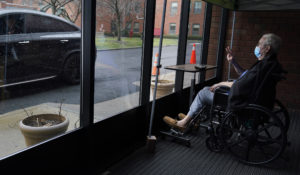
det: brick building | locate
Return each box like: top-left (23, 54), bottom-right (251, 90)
top-left (154, 0), bottom-right (205, 36)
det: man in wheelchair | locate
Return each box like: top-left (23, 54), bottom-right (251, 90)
top-left (163, 33), bottom-right (284, 132)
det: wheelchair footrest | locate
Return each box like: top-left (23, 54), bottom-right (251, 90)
top-left (160, 130), bottom-right (191, 147)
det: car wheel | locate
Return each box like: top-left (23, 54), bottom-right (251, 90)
top-left (63, 54), bottom-right (80, 84)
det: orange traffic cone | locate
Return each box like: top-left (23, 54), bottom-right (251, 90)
top-left (190, 43), bottom-right (196, 64)
top-left (152, 53), bottom-right (160, 76)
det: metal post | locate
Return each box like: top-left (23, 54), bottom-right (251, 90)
top-left (227, 11), bottom-right (236, 80)
top-left (148, 0), bottom-right (167, 137)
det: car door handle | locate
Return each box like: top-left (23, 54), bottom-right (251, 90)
top-left (18, 41), bottom-right (30, 44)
top-left (60, 40), bottom-right (69, 43)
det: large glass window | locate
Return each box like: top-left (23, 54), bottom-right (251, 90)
top-left (170, 2), bottom-right (178, 16)
top-left (151, 0), bottom-right (180, 100)
top-left (94, 0), bottom-right (145, 122)
top-left (0, 0), bottom-right (81, 159)
top-left (194, 1), bottom-right (202, 14)
top-left (184, 1), bottom-right (206, 88)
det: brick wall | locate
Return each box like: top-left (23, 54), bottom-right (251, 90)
top-left (221, 11), bottom-right (300, 109)
top-left (206, 5), bottom-right (222, 79)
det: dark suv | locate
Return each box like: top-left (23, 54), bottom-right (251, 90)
top-left (0, 9), bottom-right (81, 87)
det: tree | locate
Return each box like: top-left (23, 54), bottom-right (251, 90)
top-left (40, 0), bottom-right (81, 23)
top-left (97, 0), bottom-right (143, 41)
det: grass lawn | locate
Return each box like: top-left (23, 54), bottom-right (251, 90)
top-left (95, 36), bottom-right (178, 50)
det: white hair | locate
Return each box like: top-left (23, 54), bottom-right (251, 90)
top-left (262, 33), bottom-right (282, 54)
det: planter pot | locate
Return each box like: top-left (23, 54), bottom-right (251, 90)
top-left (19, 114), bottom-right (69, 146)
top-left (151, 79), bottom-right (174, 99)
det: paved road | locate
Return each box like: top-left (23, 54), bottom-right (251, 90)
top-left (0, 42), bottom-right (201, 114)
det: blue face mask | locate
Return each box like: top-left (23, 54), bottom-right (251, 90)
top-left (254, 46), bottom-right (261, 59)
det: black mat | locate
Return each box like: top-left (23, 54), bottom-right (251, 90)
top-left (106, 109), bottom-right (300, 175)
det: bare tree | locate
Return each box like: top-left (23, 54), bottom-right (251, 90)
top-left (97, 0), bottom-right (143, 41)
top-left (40, 0), bottom-right (81, 23)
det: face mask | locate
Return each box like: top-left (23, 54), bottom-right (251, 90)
top-left (254, 46), bottom-right (261, 59)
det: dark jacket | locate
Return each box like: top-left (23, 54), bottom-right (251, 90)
top-left (228, 54), bottom-right (283, 111)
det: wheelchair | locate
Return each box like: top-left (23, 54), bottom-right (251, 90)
top-left (161, 85), bottom-right (290, 165)
top-left (206, 86), bottom-right (290, 165)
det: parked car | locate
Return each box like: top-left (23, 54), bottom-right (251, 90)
top-left (0, 9), bottom-right (81, 87)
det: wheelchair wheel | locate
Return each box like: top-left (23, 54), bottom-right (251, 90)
top-left (206, 135), bottom-right (224, 152)
top-left (220, 105), bottom-right (287, 165)
top-left (273, 99), bottom-right (290, 133)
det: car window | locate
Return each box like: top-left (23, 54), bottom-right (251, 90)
top-left (27, 14), bottom-right (78, 33)
top-left (0, 14), bottom-right (26, 35)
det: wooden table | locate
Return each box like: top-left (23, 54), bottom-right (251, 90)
top-left (164, 64), bottom-right (217, 105)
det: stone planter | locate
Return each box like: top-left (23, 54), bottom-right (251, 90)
top-left (151, 79), bottom-right (174, 99)
top-left (19, 114), bottom-right (69, 146)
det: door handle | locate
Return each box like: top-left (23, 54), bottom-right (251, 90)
top-left (60, 40), bottom-right (69, 43)
top-left (18, 41), bottom-right (30, 44)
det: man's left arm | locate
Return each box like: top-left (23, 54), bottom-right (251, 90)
top-left (209, 81), bottom-right (233, 92)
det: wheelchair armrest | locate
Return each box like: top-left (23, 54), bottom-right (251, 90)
top-left (215, 85), bottom-right (230, 94)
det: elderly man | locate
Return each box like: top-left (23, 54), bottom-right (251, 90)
top-left (164, 33), bottom-right (283, 131)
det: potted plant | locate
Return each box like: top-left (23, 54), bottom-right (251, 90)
top-left (19, 102), bottom-right (69, 146)
top-left (150, 53), bottom-right (175, 99)
top-left (151, 78), bottom-right (174, 99)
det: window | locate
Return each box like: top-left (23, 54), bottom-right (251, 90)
top-left (126, 22), bottom-right (132, 31)
top-left (192, 24), bottom-right (200, 36)
top-left (194, 1), bottom-right (202, 14)
top-left (27, 15), bottom-right (78, 33)
top-left (38, 0), bottom-right (44, 6)
top-left (0, 8), bottom-right (81, 159)
top-left (169, 23), bottom-right (176, 35)
top-left (135, 2), bottom-right (141, 13)
top-left (111, 21), bottom-right (116, 34)
top-left (133, 22), bottom-right (139, 33)
top-left (0, 14), bottom-right (26, 35)
top-left (94, 0), bottom-right (145, 121)
top-left (170, 2), bottom-right (178, 16)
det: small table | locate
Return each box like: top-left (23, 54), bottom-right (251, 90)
top-left (164, 64), bottom-right (217, 106)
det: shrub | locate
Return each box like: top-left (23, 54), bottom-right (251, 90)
top-left (187, 36), bottom-right (202, 40)
top-left (104, 32), bottom-right (114, 37)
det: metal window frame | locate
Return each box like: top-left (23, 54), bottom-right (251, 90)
top-left (216, 8), bottom-right (228, 82)
top-left (175, 0), bottom-right (190, 91)
top-left (140, 0), bottom-right (156, 105)
top-left (80, 0), bottom-right (96, 127)
top-left (199, 3), bottom-right (212, 83)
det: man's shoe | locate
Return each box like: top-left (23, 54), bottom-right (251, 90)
top-left (163, 116), bottom-right (186, 132)
top-left (178, 113), bottom-right (186, 120)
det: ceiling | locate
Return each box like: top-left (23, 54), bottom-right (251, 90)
top-left (204, 0), bottom-right (300, 11)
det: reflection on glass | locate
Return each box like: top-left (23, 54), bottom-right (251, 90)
top-left (94, 0), bottom-right (145, 121)
top-left (0, 0), bottom-right (81, 158)
top-left (184, 0), bottom-right (205, 88)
